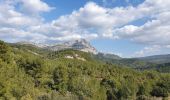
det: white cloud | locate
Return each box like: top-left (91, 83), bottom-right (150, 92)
top-left (0, 0), bottom-right (51, 43)
top-left (166, 45), bottom-right (170, 48)
top-left (0, 1), bottom-right (42, 27)
top-left (134, 45), bottom-right (161, 57)
top-left (52, 2), bottom-right (142, 39)
top-left (0, 1), bottom-right (99, 43)
top-left (51, 0), bottom-right (170, 45)
top-left (20, 0), bottom-right (54, 15)
top-left (0, 0), bottom-right (170, 57)
top-left (0, 27), bottom-right (48, 43)
top-left (134, 45), bottom-right (170, 57)
top-left (114, 14), bottom-right (170, 45)
top-left (110, 0), bottom-right (170, 45)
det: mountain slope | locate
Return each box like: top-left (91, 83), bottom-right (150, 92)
top-left (0, 40), bottom-right (170, 100)
top-left (138, 54), bottom-right (170, 64)
top-left (16, 39), bottom-right (98, 54)
top-left (12, 40), bottom-right (170, 73)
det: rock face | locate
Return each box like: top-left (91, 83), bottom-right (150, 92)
top-left (46, 39), bottom-right (98, 54)
top-left (17, 39), bottom-right (98, 54)
top-left (71, 39), bottom-right (97, 54)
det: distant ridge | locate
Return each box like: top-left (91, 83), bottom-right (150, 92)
top-left (17, 41), bottom-right (50, 48)
top-left (137, 54), bottom-right (170, 64)
top-left (16, 39), bottom-right (98, 54)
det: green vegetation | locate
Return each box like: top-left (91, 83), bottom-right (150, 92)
top-left (0, 40), bottom-right (170, 100)
top-left (98, 57), bottom-right (170, 73)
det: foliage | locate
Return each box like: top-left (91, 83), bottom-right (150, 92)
top-left (0, 41), bottom-right (169, 100)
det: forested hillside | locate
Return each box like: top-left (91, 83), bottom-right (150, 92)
top-left (0, 40), bottom-right (170, 100)
top-left (96, 57), bottom-right (170, 73)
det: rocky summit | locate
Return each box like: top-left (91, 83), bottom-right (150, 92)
top-left (17, 39), bottom-right (98, 54)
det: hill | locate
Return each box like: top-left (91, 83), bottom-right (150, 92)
top-left (0, 40), bottom-right (170, 100)
top-left (10, 41), bottom-right (170, 73)
top-left (16, 39), bottom-right (98, 54)
top-left (138, 54), bottom-right (170, 64)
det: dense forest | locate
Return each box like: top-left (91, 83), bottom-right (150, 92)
top-left (0, 40), bottom-right (170, 100)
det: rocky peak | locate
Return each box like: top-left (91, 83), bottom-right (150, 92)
top-left (16, 39), bottom-right (98, 54)
top-left (72, 39), bottom-right (90, 48)
top-left (71, 39), bottom-right (97, 54)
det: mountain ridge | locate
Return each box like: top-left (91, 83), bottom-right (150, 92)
top-left (15, 39), bottom-right (170, 63)
top-left (16, 39), bottom-right (98, 54)
top-left (7, 40), bottom-right (170, 73)
top-left (1, 39), bottom-right (170, 99)
top-left (137, 54), bottom-right (170, 64)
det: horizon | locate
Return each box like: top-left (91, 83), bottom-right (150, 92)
top-left (4, 39), bottom-right (170, 59)
top-left (0, 0), bottom-right (170, 57)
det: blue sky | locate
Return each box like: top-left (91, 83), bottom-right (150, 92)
top-left (0, 0), bottom-right (170, 57)
top-left (42, 0), bottom-right (144, 21)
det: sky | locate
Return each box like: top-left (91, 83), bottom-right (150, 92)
top-left (0, 0), bottom-right (170, 57)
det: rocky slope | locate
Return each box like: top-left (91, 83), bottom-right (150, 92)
top-left (17, 39), bottom-right (98, 54)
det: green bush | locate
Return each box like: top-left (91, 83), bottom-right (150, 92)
top-left (0, 40), bottom-right (169, 99)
